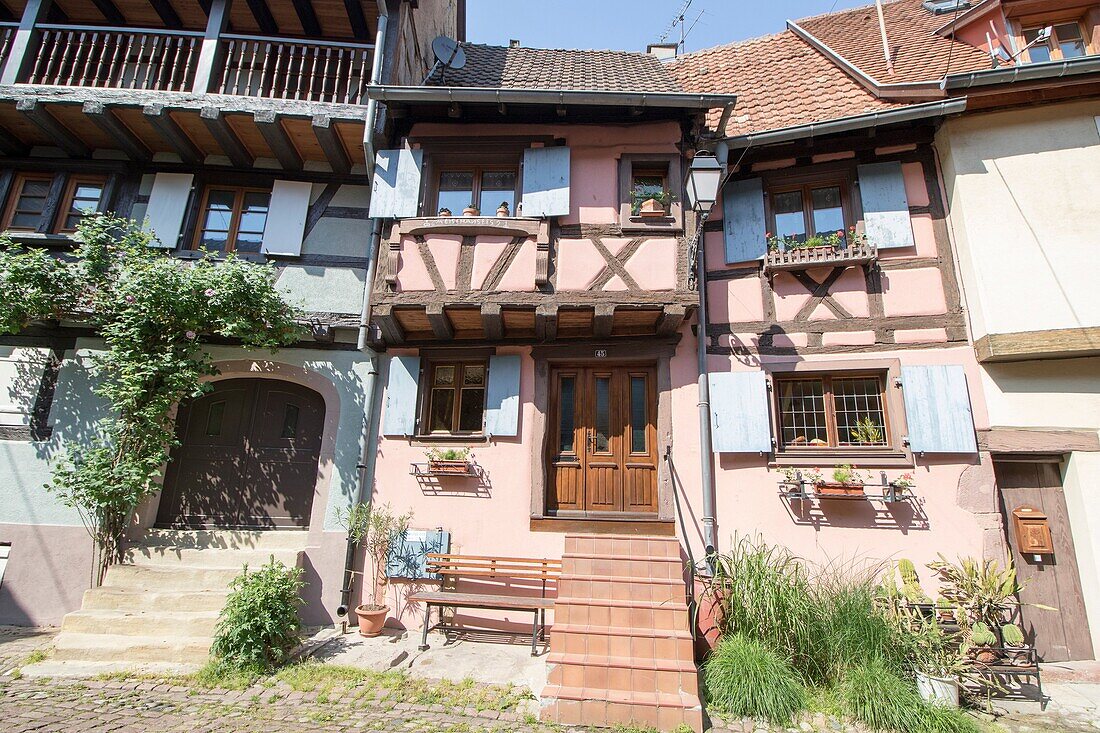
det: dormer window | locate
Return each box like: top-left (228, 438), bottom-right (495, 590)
top-left (1023, 22), bottom-right (1089, 63)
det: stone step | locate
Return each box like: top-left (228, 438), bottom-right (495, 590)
top-left (547, 653), bottom-right (699, 696)
top-left (82, 587), bottom-right (230, 613)
top-left (136, 528), bottom-right (309, 552)
top-left (564, 535), bottom-right (682, 560)
top-left (558, 574), bottom-right (686, 604)
top-left (51, 632), bottom-right (212, 665)
top-left (541, 685), bottom-right (702, 731)
top-left (103, 564), bottom-right (242, 592)
top-left (124, 546), bottom-right (301, 569)
top-left (561, 555), bottom-right (684, 581)
top-left (551, 623), bottom-right (694, 661)
top-left (61, 609), bottom-right (220, 637)
top-left (552, 597), bottom-right (688, 631)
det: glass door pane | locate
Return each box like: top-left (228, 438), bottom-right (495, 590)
top-left (593, 376), bottom-right (611, 453)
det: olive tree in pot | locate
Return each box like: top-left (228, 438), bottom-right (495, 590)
top-left (335, 502), bottom-right (411, 637)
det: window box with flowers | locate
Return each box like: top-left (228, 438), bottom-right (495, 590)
top-left (763, 226), bottom-right (877, 274)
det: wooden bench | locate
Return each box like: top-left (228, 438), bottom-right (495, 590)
top-left (409, 553), bottom-right (562, 656)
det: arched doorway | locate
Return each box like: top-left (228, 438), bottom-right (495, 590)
top-left (156, 378), bottom-right (325, 529)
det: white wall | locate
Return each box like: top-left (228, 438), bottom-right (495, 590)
top-left (937, 100), bottom-right (1100, 340)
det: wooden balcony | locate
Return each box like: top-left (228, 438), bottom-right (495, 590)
top-left (19, 24), bottom-right (372, 103)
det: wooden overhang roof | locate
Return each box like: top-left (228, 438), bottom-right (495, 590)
top-left (0, 0), bottom-right (381, 41)
top-left (0, 85), bottom-right (367, 172)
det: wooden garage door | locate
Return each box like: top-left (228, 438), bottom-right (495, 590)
top-left (995, 459), bottom-right (1094, 662)
top-left (156, 378), bottom-right (324, 529)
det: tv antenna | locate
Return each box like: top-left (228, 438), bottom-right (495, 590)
top-left (421, 36), bottom-right (466, 86)
top-left (657, 0), bottom-right (704, 54)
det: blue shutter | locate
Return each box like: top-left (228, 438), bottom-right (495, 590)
top-left (386, 529), bottom-right (451, 580)
top-left (381, 355), bottom-right (420, 436)
top-left (709, 371), bottom-right (772, 453)
top-left (369, 149), bottom-right (423, 219)
top-left (722, 177), bottom-right (767, 264)
top-left (858, 161), bottom-right (914, 249)
top-left (260, 180), bottom-right (311, 256)
top-left (145, 172), bottom-right (193, 248)
top-left (901, 365), bottom-right (978, 453)
top-left (483, 354), bottom-right (521, 437)
top-left (521, 147), bottom-right (570, 217)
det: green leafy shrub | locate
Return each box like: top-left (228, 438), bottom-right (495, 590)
top-left (840, 658), bottom-right (978, 733)
top-left (210, 558), bottom-right (305, 674)
top-left (703, 634), bottom-right (806, 724)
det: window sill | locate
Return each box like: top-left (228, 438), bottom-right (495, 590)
top-left (770, 450), bottom-right (912, 469)
top-left (409, 434), bottom-right (489, 446)
top-left (174, 250), bottom-right (269, 263)
top-left (2, 231), bottom-right (76, 248)
top-left (620, 216), bottom-right (682, 233)
top-left (395, 216), bottom-right (544, 239)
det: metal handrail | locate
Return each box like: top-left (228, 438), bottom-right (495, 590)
top-left (35, 23), bottom-right (204, 37)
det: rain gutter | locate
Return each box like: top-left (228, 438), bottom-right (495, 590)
top-left (941, 56), bottom-right (1100, 89)
top-left (366, 85), bottom-right (737, 109)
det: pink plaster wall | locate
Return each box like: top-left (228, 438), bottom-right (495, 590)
top-left (425, 236), bottom-right (462, 291)
top-left (881, 268), bottom-right (948, 316)
top-left (497, 241), bottom-right (537, 292)
top-left (708, 277), bottom-right (765, 324)
top-left (0, 524), bottom-right (94, 626)
top-left (625, 240), bottom-right (678, 290)
top-left (395, 240), bottom-right (436, 292)
top-left (470, 236), bottom-right (511, 290)
top-left (555, 239), bottom-right (607, 291)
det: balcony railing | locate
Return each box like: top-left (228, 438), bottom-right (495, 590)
top-left (27, 25), bottom-right (201, 92)
top-left (15, 24), bottom-right (373, 103)
top-left (1, 23), bottom-right (16, 72)
top-left (217, 34), bottom-right (371, 104)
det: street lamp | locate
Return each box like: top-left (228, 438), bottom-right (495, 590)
top-left (685, 151), bottom-right (723, 213)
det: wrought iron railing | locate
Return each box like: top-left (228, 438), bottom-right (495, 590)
top-left (27, 25), bottom-right (201, 92)
top-left (217, 34), bottom-right (373, 104)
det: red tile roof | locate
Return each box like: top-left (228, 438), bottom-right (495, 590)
top-left (669, 31), bottom-right (901, 137)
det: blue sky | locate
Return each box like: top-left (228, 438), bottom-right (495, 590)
top-left (465, 0), bottom-right (873, 53)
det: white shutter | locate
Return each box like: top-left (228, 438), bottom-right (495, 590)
top-left (522, 147), bottom-right (571, 218)
top-left (369, 149), bottom-right (423, 219)
top-left (901, 365), bottom-right (978, 453)
top-left (483, 355), bottom-right (521, 437)
top-left (858, 162), bottom-right (915, 249)
top-left (709, 371), bottom-right (772, 453)
top-left (145, 172), bottom-right (193, 248)
top-left (382, 355), bottom-right (421, 436)
top-left (261, 180), bottom-right (311, 256)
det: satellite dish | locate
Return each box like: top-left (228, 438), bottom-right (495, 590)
top-left (421, 36), bottom-right (466, 85)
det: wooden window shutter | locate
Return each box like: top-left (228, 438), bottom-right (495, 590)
top-left (386, 528), bottom-right (451, 580)
top-left (483, 354), bottom-right (521, 437)
top-left (144, 172), bottom-right (194, 248)
top-left (857, 161), bottom-right (915, 249)
top-left (521, 146), bottom-right (571, 218)
top-left (722, 177), bottom-right (767, 263)
top-left (261, 180), bottom-right (312, 256)
top-left (900, 365), bottom-right (978, 453)
top-left (381, 355), bottom-right (421, 436)
top-left (708, 371), bottom-right (772, 452)
top-left (369, 149), bottom-right (424, 219)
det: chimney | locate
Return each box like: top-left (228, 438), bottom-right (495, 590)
top-left (509, 39), bottom-right (521, 48)
top-left (647, 42), bottom-right (679, 61)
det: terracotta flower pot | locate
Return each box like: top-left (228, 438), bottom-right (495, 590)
top-left (815, 481), bottom-right (865, 497)
top-left (428, 459), bottom-right (469, 475)
top-left (355, 604), bottom-right (389, 637)
top-left (462, 206), bottom-right (479, 217)
top-left (974, 647), bottom-right (1001, 665)
top-left (638, 198), bottom-right (666, 218)
top-left (496, 206), bottom-right (510, 217)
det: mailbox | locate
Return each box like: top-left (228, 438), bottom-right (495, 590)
top-left (1012, 506), bottom-right (1054, 555)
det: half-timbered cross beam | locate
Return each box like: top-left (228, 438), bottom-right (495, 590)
top-left (790, 267), bottom-right (854, 321)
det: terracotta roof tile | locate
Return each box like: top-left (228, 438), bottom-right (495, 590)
top-left (669, 31), bottom-right (901, 137)
top-left (796, 0), bottom-right (992, 83)
top-left (425, 43), bottom-right (683, 93)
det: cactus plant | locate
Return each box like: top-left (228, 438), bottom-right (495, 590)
top-left (1001, 623), bottom-right (1024, 647)
top-left (897, 558), bottom-right (931, 604)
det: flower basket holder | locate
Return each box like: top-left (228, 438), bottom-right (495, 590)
top-left (427, 459), bottom-right (472, 475)
top-left (764, 241), bottom-right (877, 275)
top-left (778, 470), bottom-right (916, 505)
top-left (815, 481), bottom-right (866, 497)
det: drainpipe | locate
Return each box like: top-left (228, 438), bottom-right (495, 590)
top-left (694, 209), bottom-right (717, 568)
top-left (337, 5), bottom-right (389, 621)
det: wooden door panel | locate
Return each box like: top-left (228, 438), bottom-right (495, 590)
top-left (547, 370), bottom-right (584, 512)
top-left (585, 371), bottom-right (622, 512)
top-left (996, 460), bottom-right (1094, 662)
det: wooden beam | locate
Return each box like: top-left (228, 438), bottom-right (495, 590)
top-left (192, 0), bottom-right (232, 94)
top-left (979, 428), bottom-right (1100, 455)
top-left (90, 0), bottom-right (125, 24)
top-left (254, 110), bottom-right (302, 171)
top-left (535, 304), bottom-right (558, 342)
top-left (425, 304), bottom-right (454, 340)
top-left (291, 0), bottom-right (322, 37)
top-left (975, 327), bottom-right (1100, 363)
top-left (655, 304), bottom-right (687, 337)
top-left (593, 304), bottom-right (614, 338)
top-left (343, 0), bottom-right (370, 39)
top-left (245, 0), bottom-right (278, 34)
top-left (0, 122), bottom-right (28, 156)
top-left (83, 101), bottom-right (152, 161)
top-left (142, 104), bottom-right (204, 164)
top-left (372, 304), bottom-right (405, 345)
top-left (16, 99), bottom-right (89, 157)
top-left (200, 106), bottom-right (253, 167)
top-left (481, 303), bottom-right (504, 341)
top-left (148, 0), bottom-right (184, 28)
top-left (312, 115), bottom-right (351, 174)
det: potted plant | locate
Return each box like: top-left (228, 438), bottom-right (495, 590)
top-left (968, 621), bottom-right (1000, 664)
top-left (849, 415), bottom-right (884, 446)
top-left (935, 597), bottom-right (957, 624)
top-left (632, 191), bottom-right (675, 217)
top-left (1001, 623), bottom-right (1029, 666)
top-left (425, 447), bottom-right (471, 475)
top-left (898, 558), bottom-right (932, 607)
top-left (462, 203), bottom-right (480, 217)
top-left (496, 201), bottom-right (510, 217)
top-left (438, 207), bottom-right (453, 217)
top-left (352, 503), bottom-right (411, 637)
top-left (913, 620), bottom-right (967, 708)
top-left (815, 464), bottom-right (865, 497)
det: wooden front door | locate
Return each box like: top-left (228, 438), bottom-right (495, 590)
top-left (995, 459), bottom-right (1094, 662)
top-left (156, 378), bottom-right (325, 529)
top-left (546, 365), bottom-right (659, 516)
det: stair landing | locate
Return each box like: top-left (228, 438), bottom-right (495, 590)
top-left (541, 534), bottom-right (702, 732)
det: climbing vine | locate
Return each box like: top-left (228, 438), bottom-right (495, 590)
top-left (0, 215), bottom-right (302, 584)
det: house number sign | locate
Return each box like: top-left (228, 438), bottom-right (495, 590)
top-left (595, 349), bottom-right (608, 358)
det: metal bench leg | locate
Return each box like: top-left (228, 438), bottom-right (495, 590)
top-left (531, 610), bottom-right (540, 656)
top-left (419, 604), bottom-right (432, 651)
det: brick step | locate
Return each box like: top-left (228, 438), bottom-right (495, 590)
top-left (103, 564), bottom-right (242, 592)
top-left (565, 535), bottom-right (682, 559)
top-left (547, 654), bottom-right (699, 697)
top-left (558, 575), bottom-right (687, 604)
top-left (61, 609), bottom-right (220, 637)
top-left (136, 528), bottom-right (309, 552)
top-left (547, 652), bottom-right (696, 672)
top-left (124, 546), bottom-right (301, 569)
top-left (541, 685), bottom-right (702, 731)
top-left (553, 598), bottom-right (688, 630)
top-left (51, 632), bottom-right (212, 665)
top-left (551, 625), bottom-right (694, 661)
top-left (81, 587), bottom-right (230, 613)
top-left (561, 556), bottom-right (684, 581)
